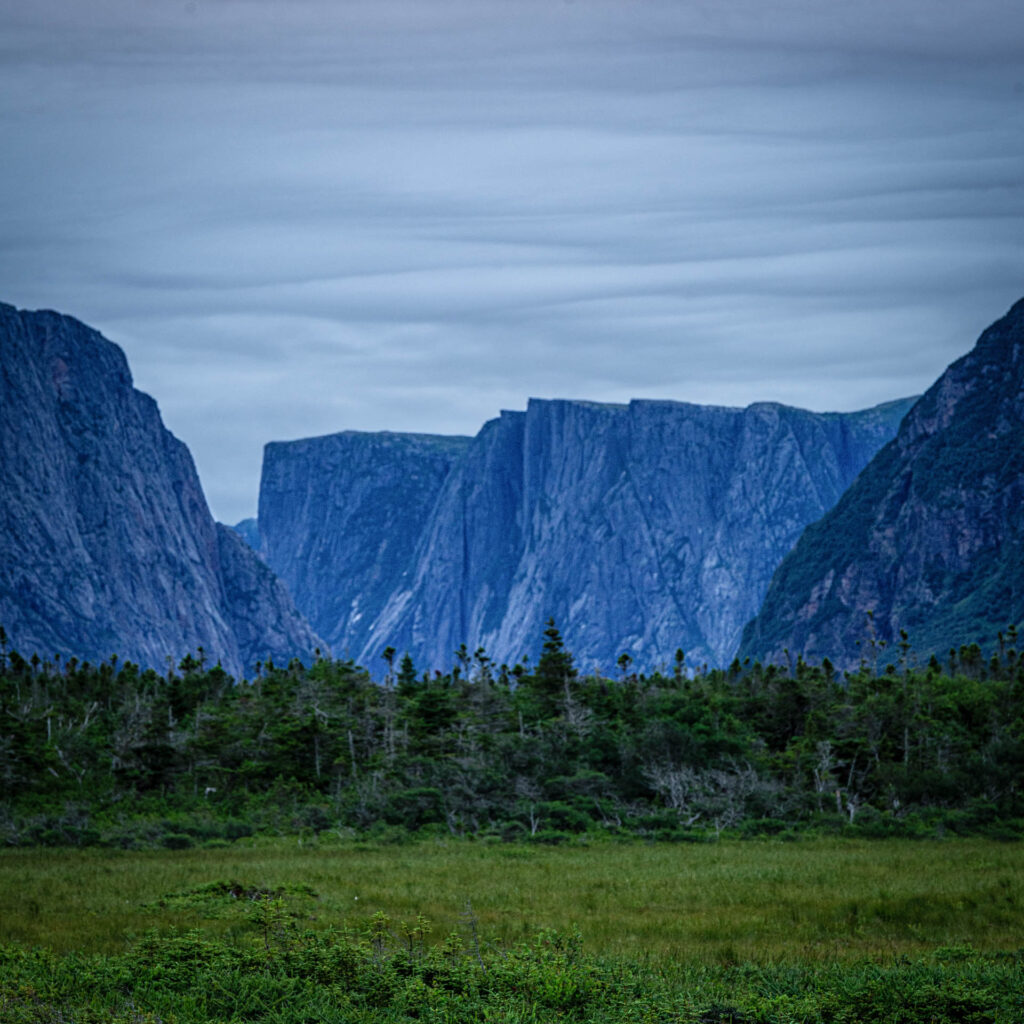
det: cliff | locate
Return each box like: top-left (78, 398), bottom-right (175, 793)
top-left (258, 430), bottom-right (472, 661)
top-left (740, 297), bottom-right (1024, 668)
top-left (0, 303), bottom-right (322, 676)
top-left (260, 395), bottom-right (914, 672)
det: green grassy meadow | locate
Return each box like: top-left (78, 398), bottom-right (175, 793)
top-left (2, 836), bottom-right (1021, 962)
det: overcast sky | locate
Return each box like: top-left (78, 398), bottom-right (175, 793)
top-left (2, 0), bottom-right (1023, 523)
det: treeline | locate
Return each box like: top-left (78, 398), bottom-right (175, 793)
top-left (1, 622), bottom-right (1023, 847)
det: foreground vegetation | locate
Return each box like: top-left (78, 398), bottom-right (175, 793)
top-left (5, 924), bottom-right (1022, 1023)
top-left (2, 622), bottom-right (1023, 848)
top-left (2, 838), bottom-right (1023, 1022)
top-left (3, 838), bottom-right (1023, 958)
top-left (4, 619), bottom-right (1023, 1021)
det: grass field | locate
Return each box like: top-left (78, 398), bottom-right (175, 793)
top-left (2, 836), bottom-right (1021, 962)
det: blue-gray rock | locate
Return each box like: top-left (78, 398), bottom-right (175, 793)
top-left (259, 430), bottom-right (472, 661)
top-left (231, 517), bottom-right (262, 553)
top-left (0, 303), bottom-right (323, 676)
top-left (739, 296), bottom-right (1024, 668)
top-left (261, 395), bottom-right (914, 673)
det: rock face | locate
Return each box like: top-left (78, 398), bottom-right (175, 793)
top-left (231, 517), bottom-right (262, 553)
top-left (0, 303), bottom-right (322, 676)
top-left (260, 396), bottom-right (913, 673)
top-left (258, 431), bottom-right (472, 660)
top-left (740, 297), bottom-right (1024, 668)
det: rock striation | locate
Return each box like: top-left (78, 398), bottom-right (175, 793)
top-left (260, 395), bottom-right (914, 673)
top-left (0, 303), bottom-right (322, 676)
top-left (258, 431), bottom-right (472, 660)
top-left (740, 297), bottom-right (1024, 668)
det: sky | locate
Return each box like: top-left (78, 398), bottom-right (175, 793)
top-left (2, 0), bottom-right (1023, 524)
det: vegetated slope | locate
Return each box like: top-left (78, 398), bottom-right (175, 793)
top-left (262, 396), bottom-right (913, 673)
top-left (740, 296), bottom-right (1024, 668)
top-left (0, 302), bottom-right (322, 676)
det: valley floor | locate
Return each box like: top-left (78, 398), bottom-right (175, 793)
top-left (1, 837), bottom-right (1022, 1022)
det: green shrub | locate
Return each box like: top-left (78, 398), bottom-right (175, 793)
top-left (2, 925), bottom-right (1022, 1024)
top-left (535, 800), bottom-right (591, 833)
top-left (527, 829), bottom-right (573, 845)
top-left (159, 832), bottom-right (193, 850)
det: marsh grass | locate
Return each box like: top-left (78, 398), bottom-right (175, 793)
top-left (2, 836), bottom-right (1021, 962)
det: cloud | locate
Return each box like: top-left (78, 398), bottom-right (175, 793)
top-left (0, 0), bottom-right (1022, 521)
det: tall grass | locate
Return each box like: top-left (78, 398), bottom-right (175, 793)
top-left (1, 836), bottom-right (1021, 961)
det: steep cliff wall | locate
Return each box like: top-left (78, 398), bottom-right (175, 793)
top-left (0, 303), bottom-right (321, 675)
top-left (258, 430), bottom-right (471, 661)
top-left (740, 297), bottom-right (1024, 667)
top-left (357, 410), bottom-right (528, 667)
top-left (264, 394), bottom-right (913, 673)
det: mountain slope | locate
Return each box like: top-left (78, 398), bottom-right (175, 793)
top-left (258, 430), bottom-right (472, 660)
top-left (0, 303), bottom-right (322, 675)
top-left (261, 395), bottom-right (914, 673)
top-left (739, 297), bottom-right (1024, 667)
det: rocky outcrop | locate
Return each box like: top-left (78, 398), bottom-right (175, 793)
top-left (261, 395), bottom-right (913, 673)
top-left (0, 303), bottom-right (322, 676)
top-left (740, 297), bottom-right (1024, 668)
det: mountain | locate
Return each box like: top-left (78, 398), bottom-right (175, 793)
top-left (258, 431), bottom-right (472, 661)
top-left (739, 297), bottom-right (1024, 668)
top-left (259, 396), bottom-right (914, 673)
top-left (0, 303), bottom-right (322, 676)
top-left (231, 517), bottom-right (262, 553)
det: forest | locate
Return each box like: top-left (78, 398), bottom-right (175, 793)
top-left (3, 620), bottom-right (1022, 848)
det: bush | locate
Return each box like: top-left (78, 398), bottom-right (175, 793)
top-left (737, 817), bottom-right (790, 837)
top-left (527, 829), bottom-right (574, 845)
top-left (483, 819), bottom-right (527, 842)
top-left (224, 819), bottom-right (254, 840)
top-left (535, 801), bottom-right (591, 833)
top-left (1, 922), bottom-right (1021, 1024)
top-left (160, 832), bottom-right (194, 850)
top-left (382, 787), bottom-right (444, 829)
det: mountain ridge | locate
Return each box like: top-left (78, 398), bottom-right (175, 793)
top-left (739, 296), bottom-right (1024, 667)
top-left (259, 392), bottom-right (916, 672)
top-left (0, 302), bottom-right (323, 675)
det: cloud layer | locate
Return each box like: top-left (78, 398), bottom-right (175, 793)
top-left (2, 0), bottom-right (1023, 521)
